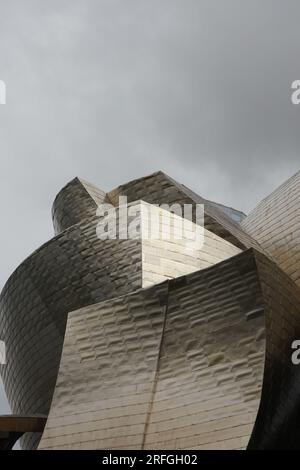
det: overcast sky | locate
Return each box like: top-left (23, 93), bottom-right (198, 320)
top-left (0, 0), bottom-right (300, 414)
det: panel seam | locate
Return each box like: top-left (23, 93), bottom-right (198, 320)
top-left (141, 281), bottom-right (169, 449)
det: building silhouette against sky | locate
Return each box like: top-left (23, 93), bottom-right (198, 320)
top-left (0, 170), bottom-right (300, 449)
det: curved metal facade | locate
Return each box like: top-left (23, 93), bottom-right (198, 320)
top-left (39, 249), bottom-right (266, 449)
top-left (108, 171), bottom-right (262, 250)
top-left (52, 177), bottom-right (106, 234)
top-left (241, 170), bottom-right (300, 287)
top-left (0, 213), bottom-right (142, 448)
top-left (38, 247), bottom-right (300, 450)
top-left (1, 170), bottom-right (300, 449)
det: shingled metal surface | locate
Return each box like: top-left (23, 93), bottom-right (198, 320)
top-left (241, 170), bottom-right (300, 287)
top-left (143, 250), bottom-right (266, 450)
top-left (39, 249), bottom-right (271, 450)
top-left (0, 218), bottom-right (142, 449)
top-left (1, 171), bottom-right (300, 450)
top-left (52, 177), bottom-right (106, 234)
top-left (0, 190), bottom-right (241, 449)
top-left (138, 201), bottom-right (241, 287)
top-left (249, 251), bottom-right (300, 449)
top-left (108, 171), bottom-right (262, 251)
top-left (39, 283), bottom-right (169, 450)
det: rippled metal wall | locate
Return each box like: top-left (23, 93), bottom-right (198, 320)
top-left (1, 170), bottom-right (300, 450)
top-left (241, 171), bottom-right (300, 287)
top-left (52, 177), bottom-right (106, 234)
top-left (249, 251), bottom-right (300, 449)
top-left (0, 193), bottom-right (142, 448)
top-left (108, 171), bottom-right (262, 250)
top-left (39, 249), bottom-right (269, 449)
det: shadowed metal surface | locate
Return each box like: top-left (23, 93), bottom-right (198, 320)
top-left (144, 250), bottom-right (265, 450)
top-left (1, 171), bottom-right (300, 450)
top-left (241, 170), bottom-right (300, 287)
top-left (248, 251), bottom-right (300, 449)
top-left (0, 173), bottom-right (244, 449)
top-left (39, 249), bottom-right (271, 450)
top-left (0, 216), bottom-right (142, 449)
top-left (52, 177), bottom-right (106, 234)
top-left (108, 171), bottom-right (262, 251)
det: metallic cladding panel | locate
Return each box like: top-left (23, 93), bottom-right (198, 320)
top-left (52, 177), bottom-right (106, 235)
top-left (139, 201), bottom-right (241, 287)
top-left (0, 218), bottom-right (142, 449)
top-left (108, 171), bottom-right (262, 251)
top-left (144, 250), bottom-right (265, 450)
top-left (39, 283), bottom-right (169, 449)
top-left (241, 170), bottom-right (300, 287)
top-left (248, 251), bottom-right (300, 449)
top-left (1, 171), bottom-right (300, 450)
top-left (39, 249), bottom-right (267, 450)
top-left (0, 174), bottom-right (245, 449)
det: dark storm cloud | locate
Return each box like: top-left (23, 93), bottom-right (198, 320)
top-left (0, 0), bottom-right (299, 411)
